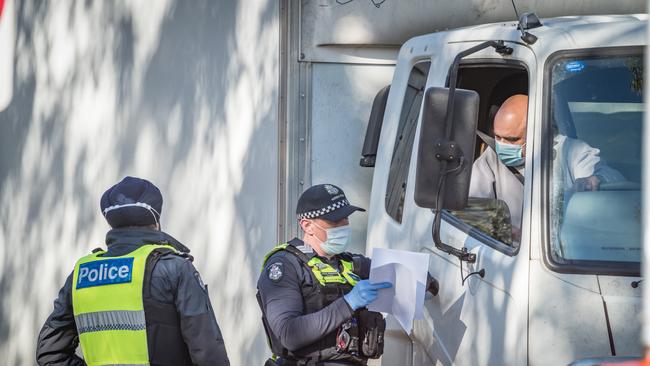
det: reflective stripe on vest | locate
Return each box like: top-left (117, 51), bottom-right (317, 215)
top-left (72, 244), bottom-right (175, 366)
top-left (75, 310), bottom-right (146, 334)
top-left (262, 244), bottom-right (359, 286)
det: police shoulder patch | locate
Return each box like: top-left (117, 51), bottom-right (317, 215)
top-left (267, 262), bottom-right (284, 282)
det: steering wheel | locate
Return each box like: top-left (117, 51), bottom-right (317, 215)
top-left (598, 181), bottom-right (641, 191)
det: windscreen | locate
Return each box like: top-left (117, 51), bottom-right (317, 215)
top-left (548, 52), bottom-right (643, 268)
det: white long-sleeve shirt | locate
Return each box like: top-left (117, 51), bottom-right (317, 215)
top-left (469, 135), bottom-right (624, 230)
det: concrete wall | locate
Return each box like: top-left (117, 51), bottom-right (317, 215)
top-left (310, 63), bottom-right (394, 255)
top-left (0, 1), bottom-right (278, 365)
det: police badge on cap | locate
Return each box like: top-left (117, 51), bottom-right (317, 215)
top-left (296, 184), bottom-right (365, 222)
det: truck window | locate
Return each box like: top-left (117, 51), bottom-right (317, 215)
top-left (385, 61), bottom-right (430, 223)
top-left (547, 51), bottom-right (642, 272)
top-left (445, 62), bottom-right (528, 249)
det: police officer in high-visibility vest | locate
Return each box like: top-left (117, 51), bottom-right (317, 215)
top-left (36, 176), bottom-right (230, 366)
top-left (257, 184), bottom-right (393, 366)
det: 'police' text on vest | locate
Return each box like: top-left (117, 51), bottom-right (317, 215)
top-left (76, 258), bottom-right (134, 289)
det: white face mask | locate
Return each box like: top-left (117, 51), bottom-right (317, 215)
top-left (313, 222), bottom-right (351, 255)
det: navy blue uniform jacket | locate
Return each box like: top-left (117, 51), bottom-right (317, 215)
top-left (36, 228), bottom-right (230, 366)
top-left (257, 238), bottom-right (371, 353)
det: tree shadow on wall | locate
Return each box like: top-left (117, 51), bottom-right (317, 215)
top-left (0, 1), bottom-right (278, 365)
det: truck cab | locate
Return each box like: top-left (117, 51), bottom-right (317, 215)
top-left (364, 14), bottom-right (646, 365)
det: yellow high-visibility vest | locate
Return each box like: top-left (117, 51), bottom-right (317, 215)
top-left (72, 244), bottom-right (175, 366)
top-left (262, 243), bottom-right (359, 286)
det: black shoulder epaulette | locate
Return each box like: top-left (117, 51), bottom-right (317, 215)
top-left (157, 247), bottom-right (194, 262)
top-left (282, 244), bottom-right (311, 264)
top-left (177, 252), bottom-right (194, 262)
top-left (338, 252), bottom-right (354, 261)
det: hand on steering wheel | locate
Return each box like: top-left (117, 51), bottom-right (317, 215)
top-left (574, 176), bottom-right (600, 192)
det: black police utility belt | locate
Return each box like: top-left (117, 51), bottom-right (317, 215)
top-left (257, 244), bottom-right (385, 365)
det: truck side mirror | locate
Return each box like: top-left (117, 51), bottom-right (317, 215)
top-left (360, 85), bottom-right (391, 167)
top-left (414, 87), bottom-right (479, 210)
top-left (414, 41), bottom-right (504, 270)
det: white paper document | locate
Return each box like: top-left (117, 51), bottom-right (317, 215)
top-left (367, 248), bottom-right (430, 334)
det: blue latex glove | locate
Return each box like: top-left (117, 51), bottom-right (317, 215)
top-left (344, 280), bottom-right (392, 311)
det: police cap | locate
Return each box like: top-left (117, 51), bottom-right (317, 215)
top-left (296, 184), bottom-right (365, 222)
top-left (100, 176), bottom-right (163, 228)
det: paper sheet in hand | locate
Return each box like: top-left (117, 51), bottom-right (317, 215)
top-left (367, 248), bottom-right (429, 334)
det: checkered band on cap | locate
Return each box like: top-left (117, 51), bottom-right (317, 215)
top-left (298, 199), bottom-right (350, 219)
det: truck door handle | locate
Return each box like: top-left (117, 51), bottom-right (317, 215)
top-left (427, 275), bottom-right (439, 296)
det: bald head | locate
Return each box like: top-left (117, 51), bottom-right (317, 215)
top-left (494, 94), bottom-right (528, 146)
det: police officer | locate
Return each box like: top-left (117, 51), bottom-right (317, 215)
top-left (36, 176), bottom-right (230, 366)
top-left (257, 184), bottom-right (392, 366)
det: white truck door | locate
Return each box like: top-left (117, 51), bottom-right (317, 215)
top-left (413, 44), bottom-right (535, 366)
top-left (368, 37), bottom-right (535, 365)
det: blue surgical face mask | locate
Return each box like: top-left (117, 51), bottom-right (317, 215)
top-left (313, 222), bottom-right (351, 255)
top-left (495, 141), bottom-right (525, 167)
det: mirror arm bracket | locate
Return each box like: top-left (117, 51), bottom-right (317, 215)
top-left (433, 139), bottom-right (463, 162)
top-left (431, 204), bottom-right (476, 264)
top-left (445, 40), bottom-right (513, 139)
